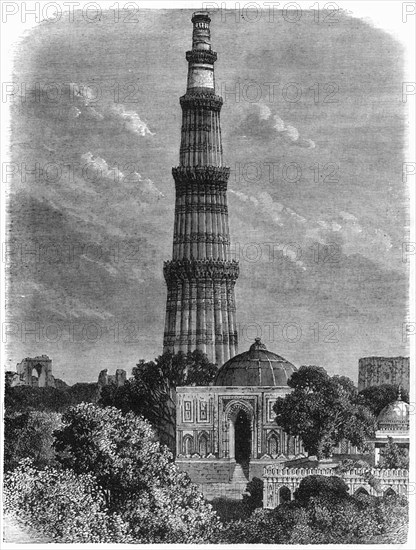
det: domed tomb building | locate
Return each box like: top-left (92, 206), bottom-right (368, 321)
top-left (176, 338), bottom-right (305, 486)
top-left (373, 391), bottom-right (410, 465)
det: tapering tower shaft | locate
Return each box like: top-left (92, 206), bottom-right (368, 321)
top-left (163, 12), bottom-right (239, 365)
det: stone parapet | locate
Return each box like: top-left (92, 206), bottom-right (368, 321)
top-left (263, 465), bottom-right (409, 508)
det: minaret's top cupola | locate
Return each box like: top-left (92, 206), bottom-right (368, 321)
top-left (186, 11), bottom-right (217, 92)
top-left (191, 11), bottom-right (212, 50)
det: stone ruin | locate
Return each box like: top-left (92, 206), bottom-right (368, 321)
top-left (11, 355), bottom-right (56, 388)
top-left (97, 368), bottom-right (127, 392)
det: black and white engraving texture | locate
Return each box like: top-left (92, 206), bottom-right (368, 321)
top-left (1, 1), bottom-right (414, 547)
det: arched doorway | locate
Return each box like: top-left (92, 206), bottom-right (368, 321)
top-left (31, 364), bottom-right (42, 386)
top-left (279, 486), bottom-right (291, 503)
top-left (234, 409), bottom-right (251, 464)
top-left (354, 487), bottom-right (369, 498)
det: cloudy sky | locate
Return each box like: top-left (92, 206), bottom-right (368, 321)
top-left (5, 7), bottom-right (409, 384)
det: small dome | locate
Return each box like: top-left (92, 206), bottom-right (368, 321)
top-left (215, 338), bottom-right (297, 386)
top-left (377, 394), bottom-right (409, 431)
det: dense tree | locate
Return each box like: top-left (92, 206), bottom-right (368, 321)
top-left (273, 366), bottom-right (376, 459)
top-left (243, 477), bottom-right (264, 511)
top-left (5, 383), bottom-right (99, 414)
top-left (99, 349), bottom-right (217, 449)
top-left (294, 474), bottom-right (350, 503)
top-left (216, 491), bottom-right (408, 544)
top-left (378, 437), bottom-right (409, 469)
top-left (358, 384), bottom-right (409, 417)
top-left (4, 411), bottom-right (61, 471)
top-left (4, 459), bottom-right (130, 543)
top-left (53, 403), bottom-right (220, 543)
top-left (211, 477), bottom-right (265, 523)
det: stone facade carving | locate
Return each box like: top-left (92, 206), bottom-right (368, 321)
top-left (176, 385), bottom-right (305, 488)
top-left (358, 356), bottom-right (410, 391)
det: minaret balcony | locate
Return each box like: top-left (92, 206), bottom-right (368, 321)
top-left (172, 166), bottom-right (230, 183)
top-left (180, 93), bottom-right (223, 111)
top-left (163, 258), bottom-right (240, 283)
top-left (186, 50), bottom-right (217, 64)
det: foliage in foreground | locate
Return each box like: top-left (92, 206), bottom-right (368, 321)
top-left (4, 460), bottom-right (130, 543)
top-left (4, 411), bottom-right (61, 471)
top-left (216, 492), bottom-right (408, 544)
top-left (211, 477), bottom-right (264, 523)
top-left (52, 403), bottom-right (220, 543)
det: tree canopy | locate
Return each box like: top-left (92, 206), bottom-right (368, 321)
top-left (294, 474), bottom-right (350, 503)
top-left (216, 490), bottom-right (408, 544)
top-left (99, 349), bottom-right (217, 449)
top-left (273, 366), bottom-right (376, 458)
top-left (53, 403), bottom-right (220, 543)
top-left (4, 460), bottom-right (129, 543)
top-left (4, 411), bottom-right (61, 471)
top-left (4, 382), bottom-right (99, 414)
top-left (378, 437), bottom-right (409, 469)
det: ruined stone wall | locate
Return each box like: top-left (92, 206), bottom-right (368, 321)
top-left (16, 355), bottom-right (55, 388)
top-left (358, 357), bottom-right (410, 392)
top-left (97, 369), bottom-right (127, 390)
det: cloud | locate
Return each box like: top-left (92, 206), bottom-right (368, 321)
top-left (306, 211), bottom-right (393, 264)
top-left (81, 152), bottom-right (164, 199)
top-left (237, 104), bottom-right (315, 149)
top-left (231, 189), bottom-right (394, 269)
top-left (69, 83), bottom-right (104, 120)
top-left (110, 105), bottom-right (154, 137)
top-left (67, 84), bottom-right (154, 135)
top-left (81, 152), bottom-right (124, 182)
top-left (230, 189), bottom-right (307, 269)
top-left (231, 189), bottom-right (307, 227)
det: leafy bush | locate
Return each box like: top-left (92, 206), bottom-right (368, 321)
top-left (294, 474), bottom-right (350, 503)
top-left (215, 503), bottom-right (304, 544)
top-left (53, 403), bottom-right (221, 543)
top-left (243, 477), bottom-right (264, 510)
top-left (378, 437), bottom-right (409, 469)
top-left (210, 498), bottom-right (248, 523)
top-left (4, 460), bottom-right (130, 543)
top-left (4, 411), bottom-right (61, 471)
top-left (216, 492), bottom-right (408, 544)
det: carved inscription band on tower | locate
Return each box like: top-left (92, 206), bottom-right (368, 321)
top-left (163, 12), bottom-right (239, 365)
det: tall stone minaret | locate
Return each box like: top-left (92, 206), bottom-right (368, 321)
top-left (163, 11), bottom-right (239, 365)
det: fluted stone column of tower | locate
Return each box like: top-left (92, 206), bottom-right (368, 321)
top-left (163, 11), bottom-right (239, 365)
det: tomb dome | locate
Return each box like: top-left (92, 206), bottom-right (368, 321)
top-left (215, 338), bottom-right (297, 387)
